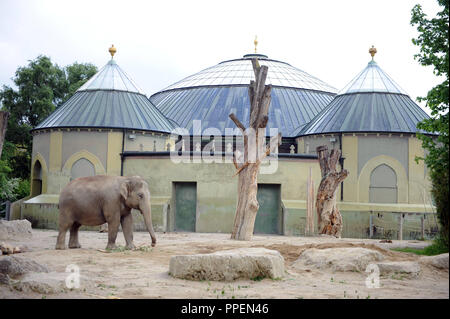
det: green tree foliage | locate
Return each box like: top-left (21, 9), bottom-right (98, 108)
top-left (411, 0), bottom-right (449, 248)
top-left (64, 62), bottom-right (98, 102)
top-left (0, 55), bottom-right (97, 199)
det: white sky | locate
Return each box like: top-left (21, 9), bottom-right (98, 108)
top-left (0, 0), bottom-right (444, 113)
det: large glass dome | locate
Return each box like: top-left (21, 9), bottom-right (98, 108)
top-left (150, 53), bottom-right (337, 137)
top-left (164, 54), bottom-right (337, 92)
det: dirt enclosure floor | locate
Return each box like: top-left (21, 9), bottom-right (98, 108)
top-left (1, 229), bottom-right (448, 299)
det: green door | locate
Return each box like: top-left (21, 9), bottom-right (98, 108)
top-left (254, 184), bottom-right (282, 234)
top-left (175, 182), bottom-right (197, 232)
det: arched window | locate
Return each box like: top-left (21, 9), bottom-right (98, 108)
top-left (31, 160), bottom-right (43, 197)
top-left (369, 164), bottom-right (397, 203)
top-left (70, 158), bottom-right (95, 181)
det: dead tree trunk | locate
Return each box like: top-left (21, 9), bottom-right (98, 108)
top-left (316, 145), bottom-right (348, 238)
top-left (0, 111), bottom-right (9, 159)
top-left (229, 59), bottom-right (281, 241)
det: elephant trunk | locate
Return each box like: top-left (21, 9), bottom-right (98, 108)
top-left (141, 198), bottom-right (157, 247)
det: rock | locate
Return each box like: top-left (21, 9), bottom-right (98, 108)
top-left (0, 273), bottom-right (10, 285)
top-left (0, 219), bottom-right (32, 240)
top-left (419, 253), bottom-right (449, 270)
top-left (0, 256), bottom-right (49, 278)
top-left (0, 242), bottom-right (15, 255)
top-left (372, 261), bottom-right (421, 277)
top-left (293, 247), bottom-right (384, 272)
top-left (169, 248), bottom-right (285, 281)
top-left (0, 243), bottom-right (28, 255)
top-left (12, 272), bottom-right (68, 294)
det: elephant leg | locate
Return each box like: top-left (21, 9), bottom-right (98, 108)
top-left (121, 213), bottom-right (135, 250)
top-left (69, 222), bottom-right (82, 249)
top-left (105, 216), bottom-right (120, 250)
top-left (56, 222), bottom-right (71, 250)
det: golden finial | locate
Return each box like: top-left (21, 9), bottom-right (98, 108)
top-left (109, 44), bottom-right (117, 59)
top-left (369, 45), bottom-right (377, 60)
top-left (254, 36), bottom-right (258, 53)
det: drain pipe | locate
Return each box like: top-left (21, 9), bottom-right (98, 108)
top-left (120, 129), bottom-right (125, 176)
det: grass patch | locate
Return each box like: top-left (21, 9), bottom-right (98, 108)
top-left (105, 245), bottom-right (127, 253)
top-left (251, 276), bottom-right (265, 282)
top-left (391, 240), bottom-right (448, 256)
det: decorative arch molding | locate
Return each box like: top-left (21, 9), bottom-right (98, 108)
top-left (62, 150), bottom-right (106, 176)
top-left (357, 155), bottom-right (408, 203)
top-left (31, 152), bottom-right (48, 195)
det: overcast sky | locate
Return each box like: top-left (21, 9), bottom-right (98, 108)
top-left (0, 0), bottom-right (443, 112)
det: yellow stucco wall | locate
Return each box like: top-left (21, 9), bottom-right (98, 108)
top-left (342, 134), bottom-right (358, 202)
top-left (107, 131), bottom-right (123, 176)
top-left (408, 136), bottom-right (432, 206)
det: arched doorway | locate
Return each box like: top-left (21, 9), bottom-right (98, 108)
top-left (369, 164), bottom-right (397, 203)
top-left (70, 158), bottom-right (95, 181)
top-left (31, 160), bottom-right (43, 197)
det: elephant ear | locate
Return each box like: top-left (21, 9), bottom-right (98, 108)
top-left (120, 181), bottom-right (129, 201)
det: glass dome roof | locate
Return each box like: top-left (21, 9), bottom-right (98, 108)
top-left (150, 53), bottom-right (337, 137)
top-left (77, 59), bottom-right (145, 95)
top-left (161, 54), bottom-right (337, 93)
top-left (338, 61), bottom-right (407, 95)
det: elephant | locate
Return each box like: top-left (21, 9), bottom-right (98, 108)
top-left (55, 175), bottom-right (156, 250)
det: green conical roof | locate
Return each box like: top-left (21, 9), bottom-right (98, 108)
top-left (35, 59), bottom-right (175, 133)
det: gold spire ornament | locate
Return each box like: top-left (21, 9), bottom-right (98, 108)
top-left (109, 44), bottom-right (117, 58)
top-left (254, 36), bottom-right (258, 53)
top-left (369, 45), bottom-right (377, 60)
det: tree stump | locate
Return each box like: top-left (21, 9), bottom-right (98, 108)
top-left (229, 59), bottom-right (281, 241)
top-left (316, 145), bottom-right (348, 238)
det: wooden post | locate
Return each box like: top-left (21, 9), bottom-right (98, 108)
top-left (0, 111), bottom-right (10, 159)
top-left (305, 167), bottom-right (315, 236)
top-left (229, 58), bottom-right (281, 241)
top-left (369, 214), bottom-right (373, 238)
top-left (421, 215), bottom-right (425, 239)
top-left (398, 213), bottom-right (404, 241)
top-left (315, 145), bottom-right (348, 238)
top-left (5, 201), bottom-right (11, 221)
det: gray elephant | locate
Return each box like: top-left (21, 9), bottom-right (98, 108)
top-left (55, 175), bottom-right (156, 250)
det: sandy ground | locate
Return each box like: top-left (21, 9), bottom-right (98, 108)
top-left (0, 229), bottom-right (448, 299)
